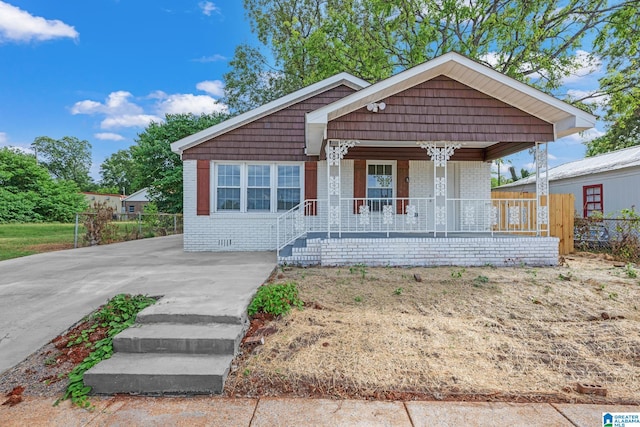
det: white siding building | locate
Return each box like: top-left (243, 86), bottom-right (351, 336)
top-left (497, 146), bottom-right (640, 217)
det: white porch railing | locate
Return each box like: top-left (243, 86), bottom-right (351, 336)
top-left (276, 197), bottom-right (539, 254)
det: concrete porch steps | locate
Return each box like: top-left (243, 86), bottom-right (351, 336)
top-left (84, 353), bottom-right (234, 395)
top-left (85, 296), bottom-right (248, 395)
top-left (113, 323), bottom-right (244, 355)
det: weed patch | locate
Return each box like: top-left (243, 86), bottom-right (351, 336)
top-left (248, 282), bottom-right (303, 317)
top-left (54, 294), bottom-right (156, 409)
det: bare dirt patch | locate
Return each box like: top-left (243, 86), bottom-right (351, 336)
top-left (225, 253), bottom-right (640, 404)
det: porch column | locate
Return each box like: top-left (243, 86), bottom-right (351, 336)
top-left (419, 142), bottom-right (461, 237)
top-left (535, 142), bottom-right (549, 236)
top-left (326, 139), bottom-right (358, 237)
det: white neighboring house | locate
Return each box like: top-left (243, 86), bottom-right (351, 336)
top-left (496, 145), bottom-right (640, 218)
top-left (122, 188), bottom-right (151, 214)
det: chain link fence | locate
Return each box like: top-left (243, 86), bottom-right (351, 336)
top-left (74, 212), bottom-right (183, 248)
top-left (574, 216), bottom-right (640, 262)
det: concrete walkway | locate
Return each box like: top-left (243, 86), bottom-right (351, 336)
top-left (0, 235), bottom-right (276, 375)
top-left (1, 396), bottom-right (638, 426)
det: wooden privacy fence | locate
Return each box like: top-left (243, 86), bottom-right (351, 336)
top-left (491, 192), bottom-right (575, 255)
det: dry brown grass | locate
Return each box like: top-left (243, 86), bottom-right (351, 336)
top-left (226, 253), bottom-right (640, 403)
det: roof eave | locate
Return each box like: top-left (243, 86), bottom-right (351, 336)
top-left (170, 74), bottom-right (370, 155)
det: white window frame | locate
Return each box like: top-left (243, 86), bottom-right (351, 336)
top-left (212, 162), bottom-right (304, 213)
top-left (366, 160), bottom-right (396, 212)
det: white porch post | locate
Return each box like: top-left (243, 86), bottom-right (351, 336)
top-left (326, 139), bottom-right (357, 238)
top-left (535, 142), bottom-right (549, 236)
top-left (419, 142), bottom-right (461, 237)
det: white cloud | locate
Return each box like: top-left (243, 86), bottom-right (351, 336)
top-left (155, 93), bottom-right (227, 115)
top-left (0, 131), bottom-right (7, 144)
top-left (562, 50), bottom-right (602, 84)
top-left (0, 1), bottom-right (78, 43)
top-left (566, 89), bottom-right (609, 105)
top-left (94, 132), bottom-right (125, 141)
top-left (196, 80), bottom-right (224, 97)
top-left (72, 91), bottom-right (160, 129)
top-left (559, 128), bottom-right (606, 145)
top-left (72, 84), bottom-right (228, 131)
top-left (192, 54), bottom-right (227, 63)
top-left (199, 1), bottom-right (219, 16)
top-left (71, 91), bottom-right (143, 116)
top-left (101, 114), bottom-right (161, 129)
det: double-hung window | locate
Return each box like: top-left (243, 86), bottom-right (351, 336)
top-left (583, 184), bottom-right (603, 217)
top-left (247, 165), bottom-right (271, 211)
top-left (367, 164), bottom-right (393, 212)
top-left (277, 165), bottom-right (301, 211)
top-left (215, 163), bottom-right (302, 212)
top-left (216, 164), bottom-right (241, 211)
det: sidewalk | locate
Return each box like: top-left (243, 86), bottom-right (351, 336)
top-left (2, 396), bottom-right (637, 426)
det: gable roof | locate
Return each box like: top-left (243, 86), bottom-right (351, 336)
top-left (123, 187), bottom-right (150, 202)
top-left (499, 145), bottom-right (640, 188)
top-left (171, 73), bottom-right (370, 155)
top-left (305, 52), bottom-right (596, 155)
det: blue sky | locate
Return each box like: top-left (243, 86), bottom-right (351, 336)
top-left (0, 0), bottom-right (606, 182)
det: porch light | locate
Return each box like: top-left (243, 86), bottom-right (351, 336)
top-left (366, 102), bottom-right (386, 112)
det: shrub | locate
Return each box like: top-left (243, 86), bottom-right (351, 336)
top-left (83, 201), bottom-right (117, 246)
top-left (248, 282), bottom-right (303, 316)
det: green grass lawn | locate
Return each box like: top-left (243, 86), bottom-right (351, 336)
top-left (0, 223), bottom-right (78, 261)
top-left (0, 219), bottom-right (182, 261)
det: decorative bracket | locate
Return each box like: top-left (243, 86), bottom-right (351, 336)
top-left (418, 142), bottom-right (461, 167)
top-left (326, 139), bottom-right (358, 166)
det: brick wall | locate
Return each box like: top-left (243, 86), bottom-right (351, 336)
top-left (183, 160), bottom-right (279, 251)
top-left (281, 236), bottom-right (559, 267)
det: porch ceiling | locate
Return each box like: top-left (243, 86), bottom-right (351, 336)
top-left (305, 52), bottom-right (596, 157)
top-left (319, 141), bottom-right (534, 162)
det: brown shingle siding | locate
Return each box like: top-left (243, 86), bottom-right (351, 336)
top-left (183, 85), bottom-right (355, 161)
top-left (327, 76), bottom-right (553, 143)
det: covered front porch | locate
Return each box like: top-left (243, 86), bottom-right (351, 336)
top-left (277, 139), bottom-right (557, 266)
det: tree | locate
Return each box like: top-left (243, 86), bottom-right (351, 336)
top-left (586, 108), bottom-right (640, 156)
top-left (0, 148), bottom-right (87, 223)
top-left (225, 0), bottom-right (636, 113)
top-left (32, 136), bottom-right (93, 190)
top-left (131, 113), bottom-right (228, 213)
top-left (99, 149), bottom-right (138, 195)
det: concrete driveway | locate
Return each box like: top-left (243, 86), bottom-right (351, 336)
top-left (0, 235), bottom-right (276, 374)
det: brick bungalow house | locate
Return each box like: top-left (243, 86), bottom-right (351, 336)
top-left (171, 52), bottom-right (595, 267)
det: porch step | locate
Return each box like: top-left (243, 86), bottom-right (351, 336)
top-left (113, 323), bottom-right (244, 355)
top-left (136, 296), bottom-right (247, 325)
top-left (84, 353), bottom-right (233, 395)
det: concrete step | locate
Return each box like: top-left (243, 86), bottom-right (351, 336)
top-left (84, 353), bottom-right (234, 395)
top-left (136, 296), bottom-right (248, 325)
top-left (113, 323), bottom-right (244, 355)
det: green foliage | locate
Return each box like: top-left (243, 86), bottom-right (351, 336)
top-left (55, 294), bottom-right (156, 409)
top-left (32, 136), bottom-right (93, 190)
top-left (450, 268), bottom-right (466, 278)
top-left (354, 296), bottom-right (363, 302)
top-left (131, 113), bottom-right (228, 213)
top-left (248, 282), bottom-right (304, 316)
top-left (0, 148), bottom-right (87, 223)
top-left (473, 275), bottom-right (489, 287)
top-left (349, 263), bottom-right (367, 279)
top-left (99, 149), bottom-right (139, 195)
top-left (393, 287), bottom-right (404, 295)
top-left (226, 0), bottom-right (634, 113)
top-left (624, 263), bottom-right (637, 279)
top-left (611, 208), bottom-right (640, 263)
top-left (141, 203), bottom-right (160, 237)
